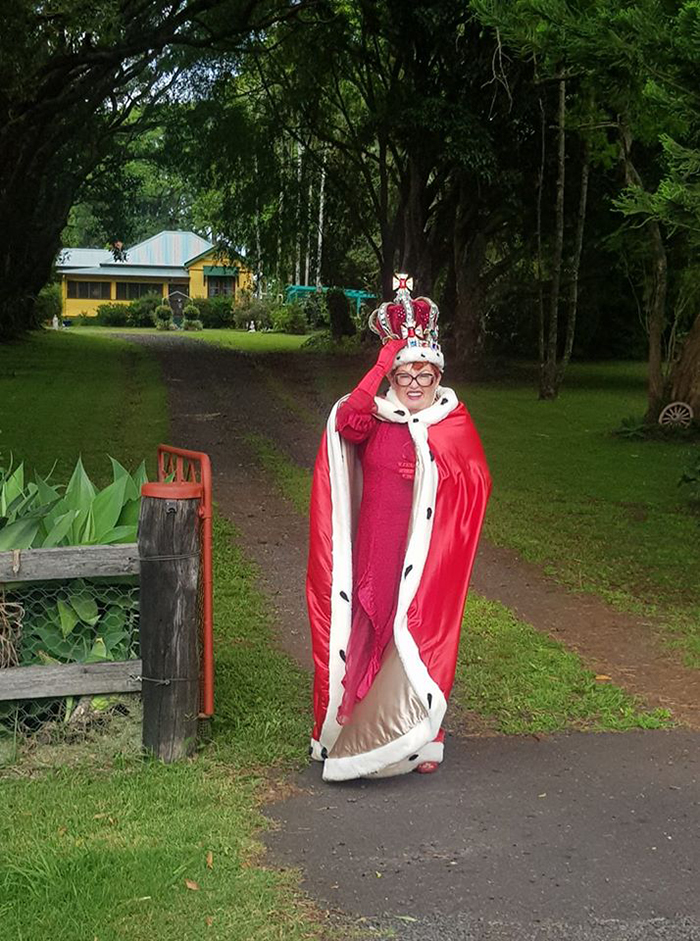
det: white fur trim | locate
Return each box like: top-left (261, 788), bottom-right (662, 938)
top-left (393, 345), bottom-right (444, 371)
top-left (314, 387), bottom-right (459, 780)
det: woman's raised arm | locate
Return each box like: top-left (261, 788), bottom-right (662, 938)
top-left (336, 338), bottom-right (406, 442)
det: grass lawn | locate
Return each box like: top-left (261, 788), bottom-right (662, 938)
top-left (243, 432), bottom-right (670, 733)
top-left (0, 330), bottom-right (327, 941)
top-left (299, 356), bottom-right (699, 667)
top-left (71, 325), bottom-right (309, 354)
top-left (1, 518), bottom-right (323, 941)
top-left (0, 332), bottom-right (168, 484)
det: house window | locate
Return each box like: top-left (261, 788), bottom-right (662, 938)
top-left (116, 282), bottom-right (163, 300)
top-left (207, 277), bottom-right (235, 298)
top-left (67, 280), bottom-right (111, 300)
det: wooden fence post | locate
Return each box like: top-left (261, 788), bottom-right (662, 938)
top-left (138, 482), bottom-right (202, 762)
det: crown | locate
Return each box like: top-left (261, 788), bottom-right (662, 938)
top-left (368, 273), bottom-right (444, 370)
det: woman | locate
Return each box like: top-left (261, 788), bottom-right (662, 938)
top-left (307, 277), bottom-right (491, 781)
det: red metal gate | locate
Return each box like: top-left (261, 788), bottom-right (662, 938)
top-left (155, 445), bottom-right (214, 717)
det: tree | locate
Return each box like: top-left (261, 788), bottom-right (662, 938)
top-left (0, 0), bottom-right (312, 340)
top-left (474, 0), bottom-right (700, 417)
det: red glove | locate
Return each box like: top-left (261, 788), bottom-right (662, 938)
top-left (345, 338), bottom-right (407, 414)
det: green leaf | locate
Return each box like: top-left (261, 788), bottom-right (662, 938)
top-left (69, 590), bottom-right (99, 626)
top-left (91, 476), bottom-right (128, 543)
top-left (34, 472), bottom-right (61, 506)
top-left (64, 457), bottom-right (96, 512)
top-left (0, 463), bottom-right (24, 515)
top-left (99, 524), bottom-right (137, 544)
top-left (84, 638), bottom-right (110, 663)
top-left (132, 460), bottom-right (148, 491)
top-left (117, 497), bottom-right (140, 530)
top-left (74, 506), bottom-right (95, 545)
top-left (0, 517), bottom-right (41, 550)
top-left (57, 599), bottom-right (80, 638)
top-left (3, 489), bottom-right (38, 524)
top-left (42, 510), bottom-right (79, 548)
top-left (110, 456), bottom-right (140, 501)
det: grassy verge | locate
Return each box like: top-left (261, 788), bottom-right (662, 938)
top-left (455, 595), bottom-right (670, 733)
top-left (239, 431), bottom-right (669, 733)
top-left (457, 362), bottom-right (698, 666)
top-left (0, 331), bottom-right (167, 484)
top-left (0, 330), bottom-right (329, 941)
top-left (1, 516), bottom-right (324, 941)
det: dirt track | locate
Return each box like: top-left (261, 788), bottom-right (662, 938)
top-left (126, 335), bottom-right (700, 940)
top-left (132, 334), bottom-right (700, 727)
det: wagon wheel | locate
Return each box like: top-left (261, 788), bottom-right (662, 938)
top-left (658, 401), bottom-right (694, 428)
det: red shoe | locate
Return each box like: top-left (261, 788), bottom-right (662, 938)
top-left (415, 761), bottom-right (439, 774)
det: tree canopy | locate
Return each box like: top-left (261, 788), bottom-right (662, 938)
top-left (2, 0), bottom-right (699, 416)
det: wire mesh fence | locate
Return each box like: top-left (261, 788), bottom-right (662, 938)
top-left (0, 576), bottom-right (140, 735)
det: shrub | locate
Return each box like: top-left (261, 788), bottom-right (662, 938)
top-left (183, 304), bottom-right (203, 331)
top-left (35, 283), bottom-right (62, 323)
top-left (301, 330), bottom-right (364, 353)
top-left (127, 292), bottom-right (161, 327)
top-left (327, 288), bottom-right (356, 340)
top-left (303, 291), bottom-right (329, 328)
top-left (183, 303), bottom-right (200, 320)
top-left (155, 302), bottom-right (174, 331)
top-left (271, 301), bottom-right (307, 334)
top-left (189, 296), bottom-right (234, 328)
top-left (95, 303), bottom-right (130, 327)
top-left (233, 296), bottom-right (274, 330)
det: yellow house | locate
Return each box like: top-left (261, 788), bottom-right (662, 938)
top-left (57, 230), bottom-right (254, 319)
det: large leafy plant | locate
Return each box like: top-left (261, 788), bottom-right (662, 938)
top-left (0, 457), bottom-right (147, 550)
top-left (0, 457), bottom-right (146, 677)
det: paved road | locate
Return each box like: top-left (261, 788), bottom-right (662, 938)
top-left (132, 335), bottom-right (700, 941)
top-left (267, 730), bottom-right (699, 940)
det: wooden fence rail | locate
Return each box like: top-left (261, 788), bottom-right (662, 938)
top-left (0, 544), bottom-right (140, 583)
top-left (1, 486), bottom-right (202, 763)
top-left (0, 659), bottom-right (142, 701)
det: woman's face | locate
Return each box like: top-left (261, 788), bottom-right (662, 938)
top-left (390, 362), bottom-right (441, 413)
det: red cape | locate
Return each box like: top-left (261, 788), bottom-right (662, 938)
top-left (307, 397), bottom-right (491, 779)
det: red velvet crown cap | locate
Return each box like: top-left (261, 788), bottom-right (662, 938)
top-left (384, 298), bottom-right (432, 337)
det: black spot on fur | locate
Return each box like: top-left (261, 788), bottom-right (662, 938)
top-left (340, 591), bottom-right (350, 602)
top-left (339, 649), bottom-right (346, 662)
top-left (427, 507), bottom-right (432, 520)
top-left (429, 450), bottom-right (435, 462)
top-left (427, 693), bottom-right (433, 708)
top-left (441, 397), bottom-right (448, 405)
top-left (420, 352), bottom-right (426, 358)
top-left (321, 747), bottom-right (328, 760)
top-left (394, 409), bottom-right (406, 416)
top-left (404, 564), bottom-right (413, 578)
top-left (413, 418), bottom-right (419, 423)
top-left (409, 754), bottom-right (419, 761)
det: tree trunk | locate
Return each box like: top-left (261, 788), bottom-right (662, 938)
top-left (670, 312), bottom-right (700, 413)
top-left (294, 140), bottom-right (302, 285)
top-left (316, 160), bottom-right (326, 288)
top-left (253, 155), bottom-right (263, 297)
top-left (619, 121), bottom-right (668, 421)
top-left (536, 94), bottom-right (547, 383)
top-left (645, 221), bottom-right (669, 420)
top-left (557, 139), bottom-right (590, 384)
top-left (540, 77), bottom-right (566, 400)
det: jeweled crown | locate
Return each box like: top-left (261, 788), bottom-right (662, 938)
top-left (368, 274), bottom-right (444, 369)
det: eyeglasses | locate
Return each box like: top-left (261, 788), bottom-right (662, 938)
top-left (393, 371), bottom-right (436, 388)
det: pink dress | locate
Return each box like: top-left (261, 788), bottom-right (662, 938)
top-left (335, 399), bottom-right (415, 724)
